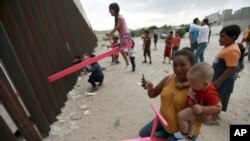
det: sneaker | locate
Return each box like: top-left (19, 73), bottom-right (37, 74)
top-left (142, 61), bottom-right (147, 63)
top-left (149, 61), bottom-right (152, 64)
top-left (124, 65), bottom-right (130, 71)
top-left (174, 132), bottom-right (186, 139)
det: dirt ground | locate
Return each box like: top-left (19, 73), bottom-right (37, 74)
top-left (43, 34), bottom-right (250, 141)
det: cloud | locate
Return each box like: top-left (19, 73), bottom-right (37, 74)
top-left (80, 0), bottom-right (250, 30)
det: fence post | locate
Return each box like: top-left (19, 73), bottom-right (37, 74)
top-left (0, 20), bottom-right (50, 137)
top-left (0, 69), bottom-right (41, 141)
top-left (0, 115), bottom-right (18, 141)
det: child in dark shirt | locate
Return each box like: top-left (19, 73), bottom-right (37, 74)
top-left (85, 55), bottom-right (104, 92)
top-left (142, 30), bottom-right (152, 64)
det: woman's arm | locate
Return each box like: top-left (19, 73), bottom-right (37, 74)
top-left (190, 24), bottom-right (207, 32)
top-left (144, 75), bottom-right (171, 98)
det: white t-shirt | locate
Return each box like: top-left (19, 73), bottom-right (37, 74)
top-left (190, 24), bottom-right (209, 44)
top-left (128, 48), bottom-right (135, 57)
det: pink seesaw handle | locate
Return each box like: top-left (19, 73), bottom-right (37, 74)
top-left (48, 48), bottom-right (119, 83)
top-left (150, 104), bottom-right (168, 127)
top-left (48, 40), bottom-right (132, 83)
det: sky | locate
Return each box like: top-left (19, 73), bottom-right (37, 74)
top-left (80, 0), bottom-right (250, 30)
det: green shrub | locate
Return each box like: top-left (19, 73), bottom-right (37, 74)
top-left (176, 28), bottom-right (186, 38)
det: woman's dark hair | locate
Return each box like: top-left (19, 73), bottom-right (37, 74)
top-left (237, 43), bottom-right (245, 63)
top-left (109, 3), bottom-right (120, 27)
top-left (220, 25), bottom-right (241, 41)
top-left (174, 48), bottom-right (195, 65)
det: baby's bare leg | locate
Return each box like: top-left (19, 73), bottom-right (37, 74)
top-left (187, 120), bottom-right (196, 137)
top-left (178, 107), bottom-right (196, 135)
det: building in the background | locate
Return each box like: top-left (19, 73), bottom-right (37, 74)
top-left (206, 7), bottom-right (250, 35)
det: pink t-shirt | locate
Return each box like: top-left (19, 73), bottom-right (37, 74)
top-left (118, 14), bottom-right (129, 35)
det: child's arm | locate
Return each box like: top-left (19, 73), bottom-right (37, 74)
top-left (193, 102), bottom-right (222, 114)
top-left (213, 67), bottom-right (236, 89)
top-left (72, 56), bottom-right (82, 64)
top-left (85, 65), bottom-right (93, 72)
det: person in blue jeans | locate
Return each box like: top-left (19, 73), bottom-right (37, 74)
top-left (194, 42), bottom-right (207, 62)
top-left (190, 19), bottom-right (210, 62)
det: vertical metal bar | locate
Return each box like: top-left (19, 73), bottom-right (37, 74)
top-left (29, 0), bottom-right (69, 103)
top-left (0, 68), bottom-right (41, 141)
top-left (2, 0), bottom-right (57, 123)
top-left (19, 0), bottom-right (63, 113)
top-left (0, 19), bottom-right (50, 137)
top-left (0, 115), bottom-right (18, 141)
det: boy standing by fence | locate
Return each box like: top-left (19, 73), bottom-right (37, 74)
top-left (85, 55), bottom-right (104, 92)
